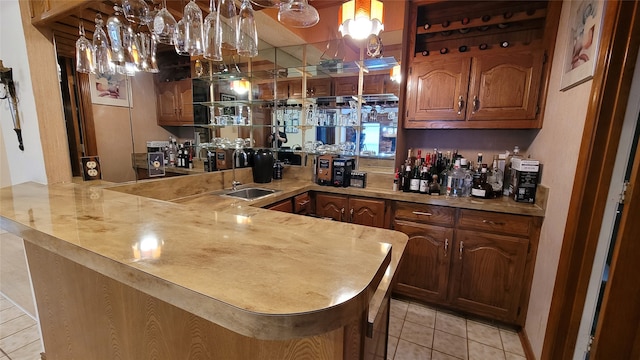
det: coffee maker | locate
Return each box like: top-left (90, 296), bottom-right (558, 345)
top-left (332, 158), bottom-right (354, 187)
top-left (317, 154), bottom-right (337, 186)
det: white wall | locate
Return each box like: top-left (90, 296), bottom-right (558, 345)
top-left (524, 1), bottom-right (595, 357)
top-left (0, 0), bottom-right (47, 187)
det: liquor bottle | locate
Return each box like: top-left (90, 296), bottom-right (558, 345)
top-left (460, 158), bottom-right (473, 196)
top-left (447, 159), bottom-right (465, 197)
top-left (429, 174), bottom-right (440, 195)
top-left (503, 146), bottom-right (522, 196)
top-left (476, 152), bottom-right (484, 171)
top-left (402, 161), bottom-right (412, 192)
top-left (188, 147), bottom-right (194, 169)
top-left (419, 164), bottom-right (430, 194)
top-left (471, 167), bottom-right (492, 198)
top-left (393, 168), bottom-right (399, 191)
top-left (479, 43), bottom-right (489, 50)
top-left (410, 160), bottom-right (421, 192)
top-left (488, 156), bottom-right (504, 197)
top-left (168, 137), bottom-right (176, 166)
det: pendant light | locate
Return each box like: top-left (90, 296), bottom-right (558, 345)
top-left (338, 0), bottom-right (384, 40)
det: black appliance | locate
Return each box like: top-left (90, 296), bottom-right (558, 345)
top-left (252, 149), bottom-right (274, 183)
top-left (333, 158), bottom-right (354, 187)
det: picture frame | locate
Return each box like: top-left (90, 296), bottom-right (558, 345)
top-left (220, 93), bottom-right (236, 116)
top-left (89, 73), bottom-right (133, 107)
top-left (147, 152), bottom-right (166, 177)
top-left (560, 0), bottom-right (606, 91)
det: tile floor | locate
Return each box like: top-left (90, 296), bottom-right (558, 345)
top-left (388, 298), bottom-right (526, 360)
top-left (0, 294), bottom-right (42, 360)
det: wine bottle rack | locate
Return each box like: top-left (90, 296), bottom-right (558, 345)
top-left (416, 8), bottom-right (547, 36)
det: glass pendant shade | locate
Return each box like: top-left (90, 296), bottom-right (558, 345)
top-left (338, 0), bottom-right (384, 40)
top-left (203, 0), bottom-right (223, 61)
top-left (75, 21), bottom-right (95, 74)
top-left (218, 0), bottom-right (238, 50)
top-left (237, 0), bottom-right (258, 57)
top-left (93, 14), bottom-right (115, 75)
top-left (153, 0), bottom-right (177, 45)
top-left (122, 0), bottom-right (151, 24)
top-left (106, 10), bottom-right (126, 66)
top-left (278, 0), bottom-right (319, 28)
top-left (183, 0), bottom-right (204, 56)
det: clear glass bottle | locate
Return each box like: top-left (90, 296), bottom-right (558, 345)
top-left (447, 159), bottom-right (465, 197)
top-left (488, 156), bottom-right (504, 197)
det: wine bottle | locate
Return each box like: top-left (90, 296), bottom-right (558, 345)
top-left (424, 23), bottom-right (431, 30)
top-left (503, 11), bottom-right (513, 19)
top-left (479, 43), bottom-right (489, 50)
top-left (419, 165), bottom-right (430, 194)
top-left (442, 20), bottom-right (450, 27)
top-left (422, 50), bottom-right (430, 56)
top-left (410, 160), bottom-right (421, 192)
top-left (393, 168), bottom-right (399, 191)
top-left (459, 45), bottom-right (468, 53)
top-left (482, 15), bottom-right (491, 22)
top-left (440, 47), bottom-right (449, 54)
top-left (500, 41), bottom-right (510, 48)
top-left (461, 17), bottom-right (470, 25)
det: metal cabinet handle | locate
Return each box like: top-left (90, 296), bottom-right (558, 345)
top-left (457, 95), bottom-right (465, 115)
top-left (444, 238), bottom-right (449, 256)
top-left (341, 208), bottom-right (345, 222)
top-left (482, 219), bottom-right (505, 226)
top-left (298, 200), bottom-right (310, 207)
top-left (459, 240), bottom-right (464, 260)
top-left (350, 208), bottom-right (354, 222)
top-left (412, 211), bottom-right (432, 216)
top-left (472, 96), bottom-right (479, 114)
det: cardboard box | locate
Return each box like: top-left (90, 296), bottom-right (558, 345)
top-left (511, 158), bottom-right (540, 172)
top-left (512, 170), bottom-right (538, 203)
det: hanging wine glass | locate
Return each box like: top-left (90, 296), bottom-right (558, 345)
top-left (278, 0), bottom-right (319, 28)
top-left (122, 0), bottom-right (151, 24)
top-left (148, 34), bottom-right (159, 73)
top-left (93, 13), bottom-right (115, 75)
top-left (250, 0), bottom-right (291, 8)
top-left (183, 0), bottom-right (204, 56)
top-left (137, 32), bottom-right (151, 71)
top-left (75, 20), bottom-right (95, 74)
top-left (121, 23), bottom-right (140, 74)
top-left (106, 7), bottom-right (126, 68)
top-left (153, 0), bottom-right (177, 45)
top-left (218, 0), bottom-right (238, 50)
top-left (203, 0), bottom-right (222, 61)
top-left (237, 0), bottom-right (258, 57)
top-left (174, 17), bottom-right (189, 55)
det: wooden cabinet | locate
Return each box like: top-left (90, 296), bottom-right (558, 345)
top-left (334, 77), bottom-right (359, 96)
top-left (363, 74), bottom-right (386, 95)
top-left (314, 193), bottom-right (387, 228)
top-left (266, 199), bottom-right (293, 213)
top-left (306, 78), bottom-right (332, 97)
top-left (276, 80), bottom-right (303, 99)
top-left (156, 79), bottom-right (194, 126)
top-left (405, 51), bottom-right (544, 129)
top-left (392, 202), bottom-right (540, 326)
top-left (293, 192), bottom-right (312, 215)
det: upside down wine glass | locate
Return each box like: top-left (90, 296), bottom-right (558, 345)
top-left (237, 0), bottom-right (258, 57)
top-left (76, 20), bottom-right (95, 74)
top-left (203, 0), bottom-right (222, 61)
top-left (183, 0), bottom-right (204, 56)
top-left (94, 13), bottom-right (115, 75)
top-left (153, 0), bottom-right (177, 45)
top-left (218, 0), bottom-right (238, 50)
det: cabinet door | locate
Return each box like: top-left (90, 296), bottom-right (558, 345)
top-left (156, 82), bottom-right (179, 125)
top-left (449, 229), bottom-right (528, 322)
top-left (405, 57), bottom-right (471, 125)
top-left (176, 79), bottom-right (194, 123)
top-left (307, 78), bottom-right (332, 97)
top-left (256, 82), bottom-right (274, 100)
top-left (349, 197), bottom-right (386, 228)
top-left (315, 193), bottom-right (349, 222)
top-left (276, 81), bottom-right (289, 100)
top-left (393, 220), bottom-right (453, 303)
top-left (294, 193), bottom-right (312, 215)
top-left (334, 77), bottom-right (358, 96)
top-left (363, 74), bottom-right (385, 95)
top-left (266, 199), bottom-right (293, 213)
top-left (467, 51), bottom-right (543, 121)
top-left (288, 79), bottom-right (303, 99)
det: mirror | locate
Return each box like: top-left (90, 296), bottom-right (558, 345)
top-left (53, 1), bottom-right (403, 183)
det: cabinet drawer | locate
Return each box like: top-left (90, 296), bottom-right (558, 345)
top-left (394, 202), bottom-right (455, 227)
top-left (294, 193), bottom-right (311, 214)
top-left (457, 209), bottom-right (531, 237)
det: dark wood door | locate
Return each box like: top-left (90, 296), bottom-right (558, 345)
top-left (449, 229), bottom-right (528, 322)
top-left (467, 51), bottom-right (543, 121)
top-left (349, 197), bottom-right (386, 228)
top-left (405, 57), bottom-right (471, 125)
top-left (393, 220), bottom-right (453, 303)
top-left (315, 193), bottom-right (348, 222)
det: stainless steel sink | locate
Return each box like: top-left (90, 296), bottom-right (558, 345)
top-left (221, 187), bottom-right (278, 201)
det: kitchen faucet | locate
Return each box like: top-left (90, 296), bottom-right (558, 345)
top-left (231, 147), bottom-right (243, 191)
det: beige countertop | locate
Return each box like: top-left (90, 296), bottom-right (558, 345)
top-left (0, 181), bottom-right (406, 341)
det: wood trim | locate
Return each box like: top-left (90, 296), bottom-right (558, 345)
top-left (18, 1), bottom-right (72, 184)
top-left (541, 1), bottom-right (640, 359)
top-left (77, 72), bottom-right (98, 156)
top-left (62, 57), bottom-right (82, 177)
top-left (395, 1), bottom-right (412, 171)
top-left (520, 327), bottom-right (535, 360)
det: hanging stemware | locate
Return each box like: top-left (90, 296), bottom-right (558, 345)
top-left (153, 0), bottom-right (177, 45)
top-left (122, 0), bottom-right (151, 24)
top-left (147, 34), bottom-right (159, 73)
top-left (218, 0), bottom-right (238, 50)
top-left (250, 0), bottom-right (291, 8)
top-left (106, 7), bottom-right (126, 68)
top-left (183, 0), bottom-right (204, 56)
top-left (93, 13), bottom-right (115, 75)
top-left (278, 0), bottom-right (319, 28)
top-left (121, 23), bottom-right (140, 74)
top-left (75, 20), bottom-right (95, 74)
top-left (203, 0), bottom-right (222, 61)
top-left (237, 0), bottom-right (258, 57)
top-left (174, 17), bottom-right (189, 55)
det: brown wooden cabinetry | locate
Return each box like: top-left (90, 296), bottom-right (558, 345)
top-left (363, 74), bottom-right (386, 95)
top-left (306, 78), bottom-right (332, 97)
top-left (276, 80), bottom-right (303, 99)
top-left (334, 77), bottom-right (359, 96)
top-left (266, 198), bottom-right (293, 213)
top-left (314, 193), bottom-right (387, 228)
top-left (156, 79), bottom-right (194, 126)
top-left (293, 192), bottom-right (312, 215)
top-left (392, 202), bottom-right (540, 326)
top-left (405, 51), bottom-right (544, 129)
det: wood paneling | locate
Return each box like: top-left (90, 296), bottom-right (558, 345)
top-left (25, 241), bottom-right (345, 360)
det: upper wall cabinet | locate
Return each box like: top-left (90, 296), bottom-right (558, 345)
top-left (403, 0), bottom-right (560, 129)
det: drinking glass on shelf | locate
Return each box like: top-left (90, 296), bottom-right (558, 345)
top-left (153, 0), bottom-right (177, 45)
top-left (122, 0), bottom-right (151, 24)
top-left (183, 0), bottom-right (204, 56)
top-left (203, 0), bottom-right (222, 61)
top-left (93, 14), bottom-right (115, 75)
top-left (174, 17), bottom-right (189, 55)
top-left (237, 0), bottom-right (258, 57)
top-left (76, 20), bottom-right (95, 74)
top-left (218, 0), bottom-right (238, 50)
top-left (278, 0), bottom-right (319, 28)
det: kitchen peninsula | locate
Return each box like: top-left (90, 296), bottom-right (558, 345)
top-left (0, 179), bottom-right (407, 359)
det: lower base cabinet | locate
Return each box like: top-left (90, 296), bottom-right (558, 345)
top-left (314, 193), bottom-right (388, 228)
top-left (393, 203), bottom-right (539, 326)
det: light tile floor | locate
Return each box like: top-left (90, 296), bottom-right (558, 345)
top-left (0, 294), bottom-right (42, 360)
top-left (388, 298), bottom-right (527, 360)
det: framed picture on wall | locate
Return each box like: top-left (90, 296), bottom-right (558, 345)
top-left (220, 93), bottom-right (236, 116)
top-left (560, 0), bottom-right (606, 91)
top-left (89, 73), bottom-right (133, 107)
